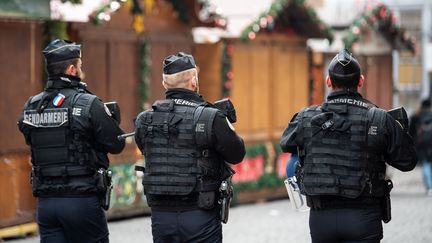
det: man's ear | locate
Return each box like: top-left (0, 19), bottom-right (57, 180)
top-left (358, 74), bottom-right (364, 88)
top-left (162, 80), bottom-right (168, 90)
top-left (65, 64), bottom-right (75, 76)
top-left (325, 75), bottom-right (332, 88)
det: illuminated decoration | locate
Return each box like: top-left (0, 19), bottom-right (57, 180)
top-left (221, 40), bottom-right (234, 98)
top-left (344, 3), bottom-right (417, 54)
top-left (90, 0), bottom-right (127, 25)
top-left (241, 0), bottom-right (333, 42)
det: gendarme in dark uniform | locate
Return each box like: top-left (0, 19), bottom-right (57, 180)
top-left (17, 39), bottom-right (125, 243)
top-left (134, 52), bottom-right (245, 243)
top-left (280, 49), bottom-right (417, 243)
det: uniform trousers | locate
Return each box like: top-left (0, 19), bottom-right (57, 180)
top-left (37, 196), bottom-right (109, 243)
top-left (151, 208), bottom-right (222, 243)
top-left (309, 206), bottom-right (383, 243)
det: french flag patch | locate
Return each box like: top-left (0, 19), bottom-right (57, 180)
top-left (53, 93), bottom-right (66, 107)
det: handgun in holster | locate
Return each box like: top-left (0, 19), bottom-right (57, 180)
top-left (382, 179), bottom-right (393, 223)
top-left (98, 168), bottom-right (113, 211)
top-left (219, 179), bottom-right (233, 224)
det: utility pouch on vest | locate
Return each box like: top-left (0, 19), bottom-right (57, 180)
top-left (97, 168), bottom-right (113, 210)
top-left (30, 169), bottom-right (41, 197)
top-left (198, 191), bottom-right (216, 209)
top-left (382, 179), bottom-right (393, 223)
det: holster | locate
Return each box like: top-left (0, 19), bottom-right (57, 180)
top-left (381, 179), bottom-right (393, 223)
top-left (97, 168), bottom-right (113, 211)
top-left (218, 179), bottom-right (233, 224)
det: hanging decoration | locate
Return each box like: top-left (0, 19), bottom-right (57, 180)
top-left (240, 0), bottom-right (333, 42)
top-left (221, 40), bottom-right (234, 98)
top-left (144, 0), bottom-right (155, 15)
top-left (90, 0), bottom-right (126, 25)
top-left (138, 40), bottom-right (151, 111)
top-left (344, 3), bottom-right (416, 54)
top-left (167, 0), bottom-right (227, 28)
top-left (131, 0), bottom-right (144, 33)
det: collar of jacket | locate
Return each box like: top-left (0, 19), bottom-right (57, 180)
top-left (327, 90), bottom-right (363, 101)
top-left (45, 74), bottom-right (82, 90)
top-left (165, 88), bottom-right (205, 104)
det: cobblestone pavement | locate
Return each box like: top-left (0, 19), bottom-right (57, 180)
top-left (5, 166), bottom-right (431, 243)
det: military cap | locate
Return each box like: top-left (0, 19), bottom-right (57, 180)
top-left (163, 52), bottom-right (196, 74)
top-left (43, 39), bottom-right (81, 65)
top-left (328, 49), bottom-right (361, 80)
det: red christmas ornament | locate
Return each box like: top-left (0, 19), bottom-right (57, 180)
top-left (226, 71), bottom-right (234, 80)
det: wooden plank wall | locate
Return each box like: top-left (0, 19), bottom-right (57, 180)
top-left (359, 55), bottom-right (393, 110)
top-left (0, 20), bottom-right (42, 228)
top-left (193, 42), bottom-right (223, 103)
top-left (231, 36), bottom-right (309, 143)
top-left (0, 21), bottom-right (43, 152)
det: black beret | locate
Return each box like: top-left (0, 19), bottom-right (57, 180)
top-left (328, 49), bottom-right (361, 80)
top-left (43, 39), bottom-right (81, 65)
top-left (163, 52), bottom-right (196, 74)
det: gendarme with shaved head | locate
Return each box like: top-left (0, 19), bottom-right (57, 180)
top-left (134, 51), bottom-right (245, 242)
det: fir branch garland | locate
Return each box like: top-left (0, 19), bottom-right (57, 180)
top-left (221, 40), bottom-right (233, 98)
top-left (344, 4), bottom-right (416, 53)
top-left (138, 40), bottom-right (151, 111)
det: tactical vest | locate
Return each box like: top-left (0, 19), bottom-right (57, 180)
top-left (298, 99), bottom-right (387, 199)
top-left (135, 99), bottom-right (222, 205)
top-left (21, 88), bottom-right (100, 197)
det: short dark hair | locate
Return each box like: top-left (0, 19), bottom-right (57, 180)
top-left (329, 73), bottom-right (360, 90)
top-left (46, 58), bottom-right (79, 75)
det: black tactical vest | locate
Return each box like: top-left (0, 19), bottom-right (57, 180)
top-left (135, 99), bottom-right (222, 204)
top-left (298, 98), bottom-right (387, 199)
top-left (21, 88), bottom-right (100, 197)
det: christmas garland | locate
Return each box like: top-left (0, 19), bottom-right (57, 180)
top-left (344, 4), bottom-right (416, 53)
top-left (221, 40), bottom-right (234, 98)
top-left (167, 0), bottom-right (226, 28)
top-left (241, 0), bottom-right (333, 42)
top-left (138, 40), bottom-right (150, 111)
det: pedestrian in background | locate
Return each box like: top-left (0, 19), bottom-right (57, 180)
top-left (18, 39), bottom-right (125, 243)
top-left (409, 99), bottom-right (432, 195)
top-left (280, 49), bottom-right (417, 243)
top-left (134, 52), bottom-right (245, 243)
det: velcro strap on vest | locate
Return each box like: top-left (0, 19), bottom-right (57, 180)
top-left (35, 165), bottom-right (94, 177)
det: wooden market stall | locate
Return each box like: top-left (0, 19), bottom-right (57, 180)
top-left (0, 0), bottom-right (226, 233)
top-left (195, 0), bottom-right (334, 202)
top-left (313, 4), bottom-right (417, 110)
top-left (0, 0), bottom-right (47, 234)
top-left (69, 0), bottom-right (225, 218)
